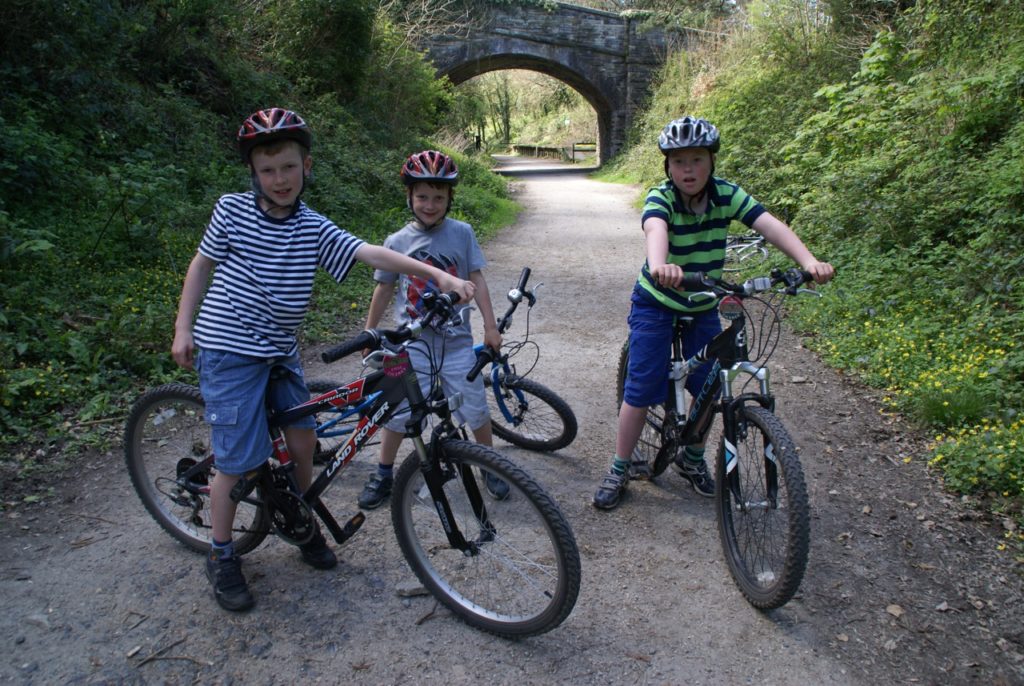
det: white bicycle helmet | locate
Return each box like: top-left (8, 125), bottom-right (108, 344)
top-left (658, 116), bottom-right (720, 154)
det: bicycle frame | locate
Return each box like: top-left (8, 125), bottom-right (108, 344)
top-left (661, 305), bottom-right (776, 503)
top-left (313, 394), bottom-right (377, 445)
top-left (474, 343), bottom-right (526, 426)
top-left (257, 340), bottom-right (489, 554)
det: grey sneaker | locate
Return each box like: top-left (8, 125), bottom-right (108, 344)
top-left (592, 470), bottom-right (628, 510)
top-left (205, 555), bottom-right (255, 612)
top-left (484, 472), bottom-right (510, 501)
top-left (674, 454), bottom-right (715, 497)
top-left (358, 472), bottom-right (393, 510)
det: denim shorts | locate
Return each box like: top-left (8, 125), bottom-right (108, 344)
top-left (384, 332), bottom-right (489, 434)
top-left (196, 349), bottom-right (316, 475)
top-left (622, 288), bottom-right (722, 408)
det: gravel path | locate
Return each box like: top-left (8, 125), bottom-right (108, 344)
top-left (1, 159), bottom-right (1021, 685)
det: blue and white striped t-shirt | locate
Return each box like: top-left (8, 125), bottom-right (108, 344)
top-left (193, 192), bottom-right (365, 357)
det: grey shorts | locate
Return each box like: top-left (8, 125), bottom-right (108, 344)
top-left (384, 334), bottom-right (489, 434)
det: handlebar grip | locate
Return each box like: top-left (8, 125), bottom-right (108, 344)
top-left (680, 272), bottom-right (712, 291)
top-left (515, 267), bottom-right (531, 293)
top-left (321, 330), bottom-right (380, 364)
top-left (466, 348), bottom-right (495, 382)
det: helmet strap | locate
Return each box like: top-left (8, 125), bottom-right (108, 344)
top-left (406, 187), bottom-right (453, 230)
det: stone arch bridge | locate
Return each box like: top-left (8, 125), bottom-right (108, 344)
top-left (423, 2), bottom-right (689, 164)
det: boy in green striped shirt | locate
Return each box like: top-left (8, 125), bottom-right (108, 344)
top-left (593, 116), bottom-right (834, 510)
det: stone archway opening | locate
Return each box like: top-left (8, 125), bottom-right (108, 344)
top-left (422, 2), bottom-right (683, 165)
top-left (448, 58), bottom-right (606, 164)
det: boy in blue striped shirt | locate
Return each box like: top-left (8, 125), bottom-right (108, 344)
top-left (172, 109), bottom-right (474, 611)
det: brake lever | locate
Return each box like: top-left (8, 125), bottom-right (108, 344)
top-left (362, 349), bottom-right (388, 370)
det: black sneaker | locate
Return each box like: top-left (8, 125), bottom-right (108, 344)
top-left (592, 470), bottom-right (628, 510)
top-left (205, 555), bottom-right (254, 612)
top-left (299, 529), bottom-right (338, 570)
top-left (674, 454), bottom-right (715, 497)
top-left (357, 473), bottom-right (393, 510)
top-left (484, 472), bottom-right (510, 501)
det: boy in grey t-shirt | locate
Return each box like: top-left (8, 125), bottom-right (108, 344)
top-left (356, 150), bottom-right (509, 508)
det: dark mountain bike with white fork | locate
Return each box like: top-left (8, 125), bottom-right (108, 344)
top-left (125, 291), bottom-right (581, 638)
top-left (616, 268), bottom-right (822, 609)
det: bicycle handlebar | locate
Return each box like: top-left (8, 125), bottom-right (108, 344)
top-left (466, 347), bottom-right (495, 382)
top-left (683, 268), bottom-right (814, 300)
top-left (496, 266), bottom-right (536, 335)
top-left (321, 290), bottom-right (463, 364)
top-left (468, 266), bottom-right (538, 380)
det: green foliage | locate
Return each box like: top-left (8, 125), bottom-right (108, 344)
top-left (608, 0), bottom-right (1024, 532)
top-left (0, 0), bottom-right (516, 482)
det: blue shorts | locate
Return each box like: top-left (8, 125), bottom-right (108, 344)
top-left (384, 332), bottom-right (489, 434)
top-left (622, 288), bottom-right (722, 408)
top-left (196, 349), bottom-right (316, 475)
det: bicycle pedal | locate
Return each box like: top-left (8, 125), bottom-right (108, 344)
top-left (628, 460), bottom-right (653, 480)
top-left (336, 512), bottom-right (365, 545)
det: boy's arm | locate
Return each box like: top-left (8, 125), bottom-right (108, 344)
top-left (751, 212), bottom-right (835, 284)
top-left (470, 271), bottom-right (502, 352)
top-left (172, 253), bottom-right (215, 369)
top-left (642, 216), bottom-right (684, 288)
top-left (356, 244), bottom-right (475, 303)
top-left (364, 281), bottom-right (396, 331)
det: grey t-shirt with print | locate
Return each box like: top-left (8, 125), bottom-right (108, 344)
top-left (373, 217), bottom-right (486, 339)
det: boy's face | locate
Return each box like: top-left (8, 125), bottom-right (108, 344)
top-left (250, 142), bottom-right (311, 215)
top-left (666, 147), bottom-right (712, 197)
top-left (409, 181), bottom-right (452, 227)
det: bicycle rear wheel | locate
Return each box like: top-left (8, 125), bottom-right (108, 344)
top-left (616, 340), bottom-right (675, 477)
top-left (716, 406), bottom-right (809, 609)
top-left (124, 383), bottom-right (268, 555)
top-left (391, 440), bottom-right (581, 638)
top-left (487, 374), bottom-right (578, 452)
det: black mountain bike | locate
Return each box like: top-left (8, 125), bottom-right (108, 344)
top-left (616, 268), bottom-right (820, 609)
top-left (125, 292), bottom-right (581, 638)
top-left (467, 267), bottom-right (578, 451)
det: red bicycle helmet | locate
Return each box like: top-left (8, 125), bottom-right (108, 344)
top-left (237, 108), bottom-right (312, 163)
top-left (400, 150), bottom-right (459, 186)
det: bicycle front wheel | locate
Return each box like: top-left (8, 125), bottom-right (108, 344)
top-left (391, 440), bottom-right (581, 638)
top-left (716, 406), bottom-right (809, 609)
top-left (616, 340), bottom-right (673, 476)
top-left (487, 374), bottom-right (578, 452)
top-left (124, 383), bottom-right (268, 555)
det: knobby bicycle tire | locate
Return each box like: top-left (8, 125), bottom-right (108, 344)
top-left (391, 440), bottom-right (581, 638)
top-left (716, 406), bottom-right (809, 609)
top-left (616, 340), bottom-right (675, 477)
top-left (486, 375), bottom-right (578, 452)
top-left (124, 383), bottom-right (268, 554)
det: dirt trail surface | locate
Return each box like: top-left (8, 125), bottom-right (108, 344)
top-left (3, 158), bottom-right (1023, 685)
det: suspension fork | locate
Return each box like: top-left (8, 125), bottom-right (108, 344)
top-left (719, 368), bottom-right (778, 508)
top-left (412, 432), bottom-right (487, 554)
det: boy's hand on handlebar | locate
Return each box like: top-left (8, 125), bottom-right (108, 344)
top-left (650, 263), bottom-right (685, 289)
top-left (437, 273), bottom-right (475, 303)
top-left (483, 328), bottom-right (502, 353)
top-left (802, 261), bottom-right (835, 285)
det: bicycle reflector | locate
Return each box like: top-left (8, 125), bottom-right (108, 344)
top-left (719, 295), bottom-right (744, 321)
